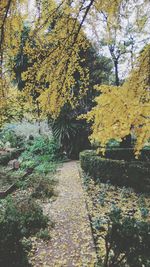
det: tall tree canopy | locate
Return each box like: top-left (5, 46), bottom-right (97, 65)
top-left (0, 0), bottom-right (150, 152)
top-left (0, 0), bottom-right (131, 110)
top-left (82, 45), bottom-right (150, 155)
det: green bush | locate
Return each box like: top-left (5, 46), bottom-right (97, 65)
top-left (36, 229), bottom-right (51, 240)
top-left (26, 136), bottom-right (60, 159)
top-left (0, 128), bottom-right (25, 148)
top-left (95, 207), bottom-right (150, 267)
top-left (0, 196), bottom-right (48, 267)
top-left (19, 136), bottom-right (60, 173)
top-left (16, 197), bottom-right (48, 236)
top-left (80, 150), bottom-right (150, 192)
top-left (31, 175), bottom-right (56, 199)
top-left (99, 148), bottom-right (150, 161)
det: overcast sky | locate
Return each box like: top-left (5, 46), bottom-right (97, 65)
top-left (27, 0), bottom-right (150, 80)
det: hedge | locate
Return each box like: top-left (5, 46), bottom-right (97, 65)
top-left (0, 149), bottom-right (24, 165)
top-left (99, 147), bottom-right (150, 161)
top-left (80, 150), bottom-right (150, 192)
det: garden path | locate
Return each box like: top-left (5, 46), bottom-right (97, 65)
top-left (30, 161), bottom-right (97, 267)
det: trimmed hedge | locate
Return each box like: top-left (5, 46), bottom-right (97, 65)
top-left (80, 150), bottom-right (150, 192)
top-left (0, 149), bottom-right (24, 165)
top-left (99, 147), bottom-right (150, 161)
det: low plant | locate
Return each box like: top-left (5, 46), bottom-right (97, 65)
top-left (36, 229), bottom-right (51, 240)
top-left (96, 207), bottom-right (150, 267)
top-left (31, 175), bottom-right (56, 199)
top-left (0, 196), bottom-right (49, 267)
top-left (19, 136), bottom-right (61, 174)
top-left (16, 197), bottom-right (48, 236)
top-left (0, 127), bottom-right (25, 148)
top-left (98, 191), bottom-right (106, 207)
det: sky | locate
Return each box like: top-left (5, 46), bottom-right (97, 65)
top-left (27, 0), bottom-right (150, 80)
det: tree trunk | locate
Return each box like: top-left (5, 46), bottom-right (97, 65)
top-left (114, 60), bottom-right (119, 86)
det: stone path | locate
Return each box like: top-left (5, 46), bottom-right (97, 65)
top-left (31, 161), bottom-right (97, 267)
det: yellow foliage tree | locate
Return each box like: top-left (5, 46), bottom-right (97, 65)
top-left (0, 85), bottom-right (32, 127)
top-left (0, 0), bottom-right (150, 153)
top-left (0, 0), bottom-right (130, 122)
top-left (82, 45), bottom-right (150, 155)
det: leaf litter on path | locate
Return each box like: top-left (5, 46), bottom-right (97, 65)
top-left (29, 161), bottom-right (97, 267)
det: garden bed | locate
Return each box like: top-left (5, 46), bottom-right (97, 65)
top-left (0, 148), bottom-right (24, 165)
top-left (0, 167), bottom-right (26, 198)
top-left (82, 172), bottom-right (150, 266)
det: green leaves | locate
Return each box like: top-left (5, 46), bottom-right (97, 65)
top-left (19, 136), bottom-right (60, 174)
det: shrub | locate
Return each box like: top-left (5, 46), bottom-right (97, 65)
top-left (100, 148), bottom-right (150, 161)
top-left (80, 150), bottom-right (150, 192)
top-left (36, 229), bottom-right (51, 240)
top-left (16, 197), bottom-right (48, 236)
top-left (0, 196), bottom-right (48, 266)
top-left (95, 207), bottom-right (150, 267)
top-left (19, 136), bottom-right (60, 173)
top-left (0, 127), bottom-right (25, 148)
top-left (30, 136), bottom-right (59, 158)
top-left (0, 198), bottom-right (30, 267)
top-left (31, 175), bottom-right (56, 199)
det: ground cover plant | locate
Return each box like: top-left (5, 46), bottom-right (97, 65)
top-left (0, 127), bottom-right (60, 266)
top-left (82, 173), bottom-right (150, 267)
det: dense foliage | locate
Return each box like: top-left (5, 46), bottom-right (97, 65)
top-left (82, 45), bottom-right (150, 155)
top-left (1, 0), bottom-right (150, 154)
top-left (0, 196), bottom-right (48, 267)
top-left (82, 174), bottom-right (150, 267)
top-left (0, 127), bottom-right (25, 148)
top-left (96, 207), bottom-right (150, 267)
top-left (80, 150), bottom-right (150, 192)
top-left (20, 135), bottom-right (60, 173)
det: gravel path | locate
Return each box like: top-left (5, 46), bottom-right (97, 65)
top-left (30, 161), bottom-right (97, 267)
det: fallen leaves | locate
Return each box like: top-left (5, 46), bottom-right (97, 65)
top-left (28, 162), bottom-right (97, 266)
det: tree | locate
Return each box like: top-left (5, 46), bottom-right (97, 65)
top-left (0, 86), bottom-right (30, 127)
top-left (82, 44), bottom-right (150, 155)
top-left (0, 0), bottom-right (150, 152)
top-left (0, 0), bottom-right (129, 118)
top-left (50, 47), bottom-right (112, 158)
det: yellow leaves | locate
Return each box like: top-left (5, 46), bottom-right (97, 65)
top-left (21, 17), bottom-right (89, 118)
top-left (83, 44), bottom-right (150, 155)
top-left (0, 83), bottom-right (33, 127)
top-left (1, 0), bottom-right (150, 132)
top-left (84, 176), bottom-right (150, 263)
top-left (28, 162), bottom-right (97, 266)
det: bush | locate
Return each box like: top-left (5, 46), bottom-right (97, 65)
top-left (99, 148), bottom-right (150, 161)
top-left (0, 127), bottom-right (25, 148)
top-left (31, 175), bottom-right (56, 199)
top-left (95, 207), bottom-right (150, 267)
top-left (80, 150), bottom-right (150, 192)
top-left (19, 136), bottom-right (60, 173)
top-left (16, 197), bottom-right (48, 236)
top-left (26, 136), bottom-right (59, 159)
top-left (0, 196), bottom-right (48, 267)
